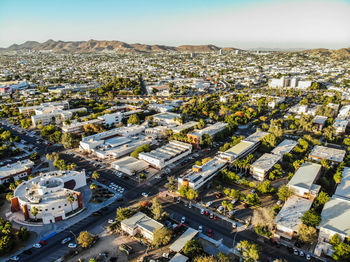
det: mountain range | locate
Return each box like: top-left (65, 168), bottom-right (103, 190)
top-left (1, 40), bottom-right (349, 58)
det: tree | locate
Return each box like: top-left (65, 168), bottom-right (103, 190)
top-left (256, 180), bottom-right (275, 194)
top-left (245, 193), bottom-right (260, 206)
top-left (194, 257), bottom-right (217, 262)
top-left (9, 183), bottom-right (16, 191)
top-left (92, 171), bottom-right (100, 180)
top-left (116, 207), bottom-right (135, 222)
top-left (330, 233), bottom-right (341, 246)
top-left (130, 144), bottom-right (150, 158)
top-left (77, 231), bottom-right (95, 248)
top-left (151, 197), bottom-right (165, 220)
top-left (31, 206), bottom-right (39, 220)
top-left (67, 194), bottom-right (76, 212)
top-left (127, 114), bottom-right (140, 125)
top-left (165, 176), bottom-right (176, 191)
top-left (314, 191), bottom-right (329, 208)
top-left (302, 210), bottom-right (321, 227)
top-left (333, 242), bottom-right (350, 261)
top-left (61, 132), bottom-right (78, 149)
top-left (90, 183), bottom-right (97, 190)
top-left (277, 185), bottom-right (293, 201)
top-left (6, 192), bottom-right (13, 201)
top-left (152, 227), bottom-right (172, 247)
top-left (199, 134), bottom-right (213, 148)
top-left (237, 240), bottom-right (260, 262)
top-left (216, 252), bottom-right (231, 262)
top-left (29, 152), bottom-right (40, 161)
top-left (297, 224), bottom-right (318, 244)
top-left (183, 239), bottom-right (203, 259)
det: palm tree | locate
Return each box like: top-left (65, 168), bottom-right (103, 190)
top-left (67, 194), bottom-right (75, 212)
top-left (31, 206), bottom-right (39, 220)
top-left (92, 171), bottom-right (100, 180)
top-left (90, 183), bottom-right (97, 190)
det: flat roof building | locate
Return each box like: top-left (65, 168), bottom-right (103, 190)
top-left (153, 112), bottom-right (181, 125)
top-left (178, 157), bottom-right (228, 191)
top-left (121, 212), bottom-right (163, 241)
top-left (187, 122), bottom-right (228, 147)
top-left (250, 153), bottom-right (282, 181)
top-left (11, 170), bottom-right (86, 224)
top-left (139, 140), bottom-right (192, 169)
top-left (112, 156), bottom-right (149, 176)
top-left (0, 159), bottom-right (34, 184)
top-left (287, 162), bottom-right (322, 199)
top-left (219, 131), bottom-right (269, 162)
top-left (171, 121), bottom-right (198, 134)
top-left (275, 195), bottom-right (313, 240)
top-left (271, 139), bottom-right (298, 157)
top-left (309, 145), bottom-right (346, 164)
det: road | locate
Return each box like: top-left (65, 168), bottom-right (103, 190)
top-left (1, 122), bottom-right (312, 262)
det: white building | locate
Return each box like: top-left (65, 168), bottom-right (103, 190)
top-left (250, 153), bottom-right (282, 181)
top-left (0, 160), bottom-right (34, 184)
top-left (11, 170), bottom-right (86, 224)
top-left (333, 118), bottom-right (348, 135)
top-left (271, 139), bottom-right (298, 157)
top-left (112, 156), bottom-right (149, 176)
top-left (139, 140), bottom-right (192, 169)
top-left (19, 101), bottom-right (70, 116)
top-left (275, 195), bottom-right (313, 240)
top-left (153, 112), bottom-right (181, 125)
top-left (187, 122), bottom-right (228, 147)
top-left (178, 157), bottom-right (228, 190)
top-left (309, 145), bottom-right (346, 164)
top-left (287, 162), bottom-right (322, 199)
top-left (31, 107), bottom-right (87, 127)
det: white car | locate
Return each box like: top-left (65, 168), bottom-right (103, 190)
top-left (217, 206), bottom-right (224, 212)
top-left (68, 243), bottom-right (77, 248)
top-left (61, 237), bottom-right (71, 244)
top-left (198, 225), bottom-right (203, 233)
top-left (181, 216), bottom-right (186, 223)
top-left (108, 219), bottom-right (115, 224)
top-left (200, 209), bottom-right (205, 215)
top-left (10, 256), bottom-right (20, 261)
top-left (33, 243), bottom-right (42, 248)
top-left (306, 254), bottom-right (311, 260)
top-left (205, 201), bottom-right (213, 207)
top-left (142, 192), bottom-right (149, 197)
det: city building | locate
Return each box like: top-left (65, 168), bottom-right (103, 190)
top-left (178, 157), bottom-right (228, 190)
top-left (187, 122), bottom-right (228, 147)
top-left (111, 156), bottom-right (149, 176)
top-left (333, 119), bottom-right (348, 135)
top-left (250, 153), bottom-right (282, 181)
top-left (11, 170), bottom-right (86, 224)
top-left (0, 160), bottom-right (34, 184)
top-left (139, 140), bottom-right (192, 169)
top-left (275, 195), bottom-right (314, 240)
top-left (171, 121), bottom-right (198, 134)
top-left (270, 139), bottom-right (298, 157)
top-left (19, 101), bottom-right (70, 116)
top-left (219, 131), bottom-right (269, 162)
top-left (121, 211), bottom-right (163, 241)
top-left (153, 112), bottom-right (181, 125)
top-left (309, 145), bottom-right (346, 164)
top-left (316, 167), bottom-right (350, 257)
top-left (314, 116), bottom-right (328, 131)
top-left (287, 162), bottom-right (322, 200)
top-left (62, 119), bottom-right (103, 133)
top-left (31, 107), bottom-right (87, 127)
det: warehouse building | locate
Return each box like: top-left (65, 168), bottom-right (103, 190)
top-left (112, 156), bottom-right (149, 176)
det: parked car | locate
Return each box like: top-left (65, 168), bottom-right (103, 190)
top-left (216, 193), bottom-right (223, 199)
top-left (232, 222), bottom-right (237, 229)
top-left (200, 209), bottom-right (205, 215)
top-left (207, 229), bottom-right (213, 237)
top-left (217, 205), bottom-right (224, 213)
top-left (198, 225), bottom-right (203, 233)
top-left (205, 201), bottom-right (213, 207)
top-left (293, 249), bottom-right (299, 256)
top-left (181, 216), bottom-right (186, 224)
top-left (61, 237), bottom-right (71, 244)
top-left (10, 256), bottom-right (20, 261)
top-left (119, 244), bottom-right (133, 255)
top-left (141, 192), bottom-right (149, 197)
top-left (306, 254), bottom-right (311, 260)
top-left (68, 243), bottom-right (77, 248)
top-left (33, 243), bottom-right (42, 248)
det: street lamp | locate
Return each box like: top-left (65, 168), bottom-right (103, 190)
top-left (69, 230), bottom-right (77, 244)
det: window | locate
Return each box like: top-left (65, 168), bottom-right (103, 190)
top-left (45, 209), bottom-right (48, 211)
top-left (58, 206), bottom-right (61, 208)
top-left (65, 204), bottom-right (67, 206)
top-left (52, 207), bottom-right (55, 210)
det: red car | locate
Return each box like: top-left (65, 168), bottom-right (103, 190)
top-left (213, 215), bottom-right (217, 221)
top-left (204, 211), bottom-right (209, 216)
top-left (216, 193), bottom-right (222, 199)
top-left (207, 229), bottom-right (213, 237)
top-left (38, 240), bottom-right (46, 246)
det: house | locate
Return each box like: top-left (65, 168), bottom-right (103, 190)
top-left (309, 146), bottom-right (346, 164)
top-left (274, 195), bottom-right (313, 240)
top-left (121, 212), bottom-right (163, 241)
top-left (287, 162), bottom-right (322, 200)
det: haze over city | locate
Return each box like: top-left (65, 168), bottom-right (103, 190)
top-left (1, 0), bottom-right (350, 49)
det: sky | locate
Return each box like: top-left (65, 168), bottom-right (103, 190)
top-left (0, 0), bottom-right (350, 49)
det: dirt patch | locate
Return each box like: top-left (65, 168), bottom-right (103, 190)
top-left (66, 232), bottom-right (147, 262)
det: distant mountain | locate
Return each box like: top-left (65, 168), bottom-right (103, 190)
top-left (0, 40), bottom-right (237, 53)
top-left (300, 47), bottom-right (350, 59)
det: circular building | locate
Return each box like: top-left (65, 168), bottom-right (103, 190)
top-left (11, 170), bottom-right (87, 224)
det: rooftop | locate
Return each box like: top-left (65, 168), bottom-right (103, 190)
top-left (320, 197), bottom-right (350, 237)
top-left (251, 153), bottom-right (281, 172)
top-left (271, 139), bottom-right (298, 156)
top-left (189, 122), bottom-right (228, 138)
top-left (171, 121), bottom-right (198, 133)
top-left (153, 112), bottom-right (180, 121)
top-left (112, 156), bottom-right (149, 173)
top-left (309, 145), bottom-right (346, 163)
top-left (334, 167), bottom-right (350, 201)
top-left (314, 115), bottom-right (328, 125)
top-left (121, 211), bottom-right (163, 234)
top-left (169, 227), bottom-right (198, 252)
top-left (0, 159), bottom-right (34, 179)
top-left (244, 131), bottom-right (269, 143)
top-left (288, 162), bottom-right (321, 191)
top-left (275, 195), bottom-right (313, 232)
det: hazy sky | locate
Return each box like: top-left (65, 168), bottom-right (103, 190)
top-left (1, 0), bottom-right (350, 49)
